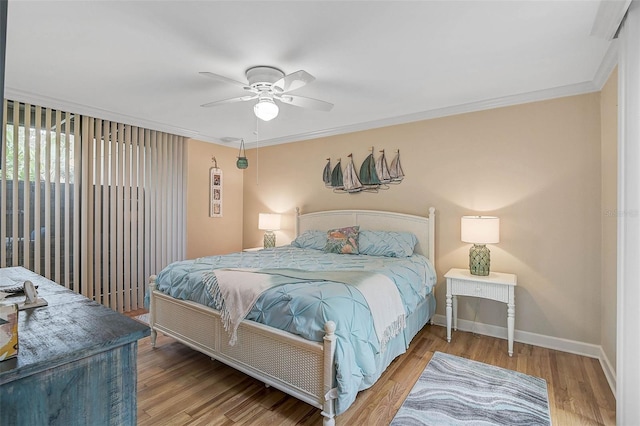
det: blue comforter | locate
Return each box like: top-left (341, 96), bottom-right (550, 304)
top-left (151, 246), bottom-right (437, 414)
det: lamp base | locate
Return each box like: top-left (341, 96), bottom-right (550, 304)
top-left (469, 244), bottom-right (490, 276)
top-left (263, 230), bottom-right (276, 249)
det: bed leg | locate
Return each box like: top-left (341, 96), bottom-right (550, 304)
top-left (322, 321), bottom-right (337, 426)
top-left (149, 275), bottom-right (158, 348)
top-left (150, 329), bottom-right (157, 347)
top-left (322, 416), bottom-right (336, 426)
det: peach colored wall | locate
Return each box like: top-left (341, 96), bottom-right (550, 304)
top-left (186, 139), bottom-right (243, 258)
top-left (600, 69), bottom-right (617, 369)
top-left (241, 93), bottom-right (603, 343)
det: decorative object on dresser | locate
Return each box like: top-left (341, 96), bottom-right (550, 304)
top-left (391, 352), bottom-right (550, 425)
top-left (18, 280), bottom-right (48, 309)
top-left (460, 215), bottom-right (500, 275)
top-left (444, 267), bottom-right (517, 356)
top-left (258, 213), bottom-right (282, 248)
top-left (0, 302), bottom-right (18, 360)
top-left (0, 267), bottom-right (149, 424)
top-left (147, 208), bottom-right (437, 426)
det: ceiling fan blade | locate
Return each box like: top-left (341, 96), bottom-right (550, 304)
top-left (199, 72), bottom-right (250, 90)
top-left (200, 94), bottom-right (257, 108)
top-left (272, 70), bottom-right (315, 93)
top-left (276, 94), bottom-right (333, 112)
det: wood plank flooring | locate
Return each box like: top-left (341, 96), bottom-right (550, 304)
top-left (131, 314), bottom-right (615, 425)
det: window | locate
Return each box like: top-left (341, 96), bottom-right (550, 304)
top-left (1, 100), bottom-right (186, 312)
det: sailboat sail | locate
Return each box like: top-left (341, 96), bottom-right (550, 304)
top-left (330, 159), bottom-right (344, 190)
top-left (359, 148), bottom-right (380, 188)
top-left (389, 150), bottom-right (405, 183)
top-left (343, 154), bottom-right (363, 193)
top-left (323, 158), bottom-right (332, 187)
top-left (375, 149), bottom-right (391, 184)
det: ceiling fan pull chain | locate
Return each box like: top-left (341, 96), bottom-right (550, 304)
top-left (256, 116), bottom-right (260, 185)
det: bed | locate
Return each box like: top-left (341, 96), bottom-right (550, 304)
top-left (147, 208), bottom-right (436, 425)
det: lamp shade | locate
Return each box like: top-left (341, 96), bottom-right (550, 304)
top-left (258, 213), bottom-right (281, 231)
top-left (461, 216), bottom-right (500, 244)
top-left (254, 98), bottom-right (279, 121)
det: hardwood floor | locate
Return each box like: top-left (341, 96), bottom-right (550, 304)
top-left (132, 317), bottom-right (615, 425)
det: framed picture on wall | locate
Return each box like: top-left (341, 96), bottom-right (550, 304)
top-left (210, 167), bottom-right (222, 217)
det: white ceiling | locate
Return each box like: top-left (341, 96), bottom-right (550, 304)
top-left (5, 1), bottom-right (613, 147)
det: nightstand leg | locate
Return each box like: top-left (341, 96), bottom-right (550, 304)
top-left (507, 302), bottom-right (515, 356)
top-left (446, 292), bottom-right (452, 343)
top-left (452, 295), bottom-right (458, 331)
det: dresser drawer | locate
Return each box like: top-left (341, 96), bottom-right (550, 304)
top-left (450, 278), bottom-right (510, 303)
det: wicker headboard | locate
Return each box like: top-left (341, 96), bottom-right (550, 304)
top-left (296, 208), bottom-right (436, 264)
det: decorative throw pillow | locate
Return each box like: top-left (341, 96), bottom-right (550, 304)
top-left (324, 226), bottom-right (360, 254)
top-left (290, 230), bottom-right (327, 250)
top-left (359, 230), bottom-right (418, 257)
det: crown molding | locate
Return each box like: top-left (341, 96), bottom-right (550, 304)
top-left (245, 80), bottom-right (600, 148)
top-left (3, 87), bottom-right (227, 144)
top-left (6, 78), bottom-right (603, 150)
top-left (590, 0), bottom-right (632, 40)
top-left (593, 40), bottom-right (620, 90)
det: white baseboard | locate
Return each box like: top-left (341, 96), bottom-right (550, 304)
top-left (598, 347), bottom-right (617, 399)
top-left (431, 314), bottom-right (616, 397)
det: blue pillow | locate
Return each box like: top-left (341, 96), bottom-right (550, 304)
top-left (359, 230), bottom-right (417, 257)
top-left (291, 230), bottom-right (327, 250)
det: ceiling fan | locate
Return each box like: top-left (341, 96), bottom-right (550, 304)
top-left (199, 66), bottom-right (333, 121)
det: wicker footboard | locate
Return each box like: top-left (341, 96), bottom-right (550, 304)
top-left (148, 276), bottom-right (338, 425)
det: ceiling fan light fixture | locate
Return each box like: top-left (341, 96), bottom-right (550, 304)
top-left (254, 97), bottom-right (279, 121)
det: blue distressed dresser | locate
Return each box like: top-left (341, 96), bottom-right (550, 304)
top-left (0, 267), bottom-right (150, 425)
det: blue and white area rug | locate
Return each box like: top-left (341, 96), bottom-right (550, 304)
top-left (391, 352), bottom-right (551, 425)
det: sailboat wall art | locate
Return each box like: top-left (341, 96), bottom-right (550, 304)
top-left (323, 147), bottom-right (404, 194)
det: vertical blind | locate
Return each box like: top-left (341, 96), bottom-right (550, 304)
top-left (1, 100), bottom-right (186, 312)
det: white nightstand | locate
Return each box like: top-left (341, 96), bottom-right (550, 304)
top-left (444, 268), bottom-right (517, 356)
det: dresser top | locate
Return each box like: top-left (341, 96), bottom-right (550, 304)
top-left (0, 267), bottom-right (150, 383)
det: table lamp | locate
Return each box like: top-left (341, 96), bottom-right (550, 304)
top-left (461, 216), bottom-right (500, 276)
top-left (258, 213), bottom-right (281, 248)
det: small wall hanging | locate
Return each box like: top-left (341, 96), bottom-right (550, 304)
top-left (323, 147), bottom-right (404, 194)
top-left (236, 138), bottom-right (248, 169)
top-left (210, 156), bottom-right (223, 217)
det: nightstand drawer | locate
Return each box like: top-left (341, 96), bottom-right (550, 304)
top-left (450, 279), bottom-right (510, 303)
